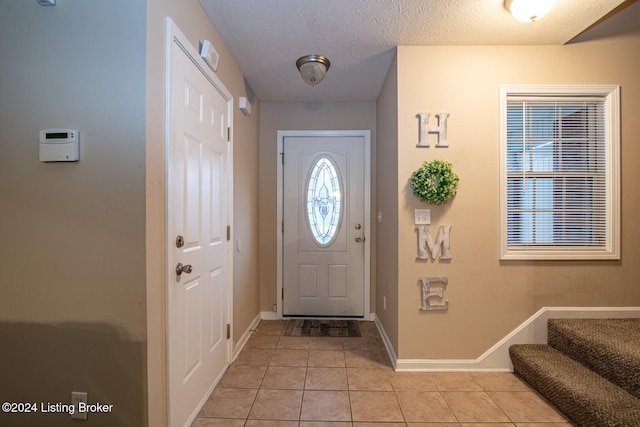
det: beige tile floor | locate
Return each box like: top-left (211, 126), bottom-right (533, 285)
top-left (191, 320), bottom-right (572, 427)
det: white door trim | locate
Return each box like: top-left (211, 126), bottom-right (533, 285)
top-left (277, 130), bottom-right (371, 319)
top-left (165, 17), bottom-right (234, 426)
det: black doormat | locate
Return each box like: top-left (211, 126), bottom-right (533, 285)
top-left (283, 319), bottom-right (361, 337)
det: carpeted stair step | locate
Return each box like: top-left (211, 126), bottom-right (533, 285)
top-left (510, 344), bottom-right (640, 427)
top-left (548, 318), bottom-right (640, 399)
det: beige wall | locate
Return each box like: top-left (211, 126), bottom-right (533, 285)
top-left (375, 53), bottom-right (400, 351)
top-left (1, 0), bottom-right (262, 423)
top-left (259, 102), bottom-right (377, 313)
top-left (390, 33), bottom-right (640, 360)
top-left (146, 0), bottom-right (261, 424)
top-left (0, 1), bottom-right (147, 425)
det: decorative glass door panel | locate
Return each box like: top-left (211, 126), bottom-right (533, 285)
top-left (306, 157), bottom-right (342, 247)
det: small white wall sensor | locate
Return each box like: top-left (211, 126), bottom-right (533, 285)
top-left (200, 40), bottom-right (220, 71)
top-left (239, 97), bottom-right (252, 116)
top-left (39, 129), bottom-right (79, 162)
top-left (37, 0), bottom-right (56, 6)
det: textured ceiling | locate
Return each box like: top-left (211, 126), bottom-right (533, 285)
top-left (199, 0), bottom-right (631, 102)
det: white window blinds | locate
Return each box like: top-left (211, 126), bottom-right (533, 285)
top-left (500, 86), bottom-right (620, 260)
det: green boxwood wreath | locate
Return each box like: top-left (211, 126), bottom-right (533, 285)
top-left (410, 159), bottom-right (459, 205)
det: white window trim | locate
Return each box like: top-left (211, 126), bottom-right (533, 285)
top-left (499, 85), bottom-right (620, 260)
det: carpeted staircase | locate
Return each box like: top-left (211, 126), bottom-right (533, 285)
top-left (510, 318), bottom-right (640, 426)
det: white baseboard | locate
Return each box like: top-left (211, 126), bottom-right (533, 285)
top-left (374, 314), bottom-right (398, 370)
top-left (389, 307), bottom-right (640, 372)
top-left (231, 313), bottom-right (262, 362)
top-left (260, 311), bottom-right (279, 320)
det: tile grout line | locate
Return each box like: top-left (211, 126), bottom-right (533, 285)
top-left (344, 345), bottom-right (356, 424)
top-left (439, 388), bottom-right (461, 425)
top-left (248, 324), bottom-right (279, 425)
top-left (485, 389), bottom-right (516, 425)
top-left (391, 380), bottom-right (409, 425)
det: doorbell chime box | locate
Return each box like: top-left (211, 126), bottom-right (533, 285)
top-left (39, 129), bottom-right (79, 162)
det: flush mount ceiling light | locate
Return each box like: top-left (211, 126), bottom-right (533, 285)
top-left (296, 55), bottom-right (331, 87)
top-left (506, 0), bottom-right (555, 22)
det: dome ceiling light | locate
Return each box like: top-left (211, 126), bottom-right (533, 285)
top-left (296, 55), bottom-right (331, 87)
top-left (506, 0), bottom-right (556, 23)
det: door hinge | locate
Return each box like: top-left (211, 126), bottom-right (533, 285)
top-left (227, 127), bottom-right (231, 142)
top-left (226, 225), bottom-right (231, 241)
top-left (281, 220), bottom-right (284, 233)
top-left (226, 324), bottom-right (231, 339)
top-left (281, 287), bottom-right (284, 299)
top-left (280, 152), bottom-right (284, 164)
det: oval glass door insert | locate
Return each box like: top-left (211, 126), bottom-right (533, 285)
top-left (306, 157), bottom-right (342, 246)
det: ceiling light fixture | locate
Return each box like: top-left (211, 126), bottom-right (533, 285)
top-left (296, 55), bottom-right (331, 87)
top-left (506, 0), bottom-right (555, 23)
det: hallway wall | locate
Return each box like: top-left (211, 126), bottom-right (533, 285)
top-left (0, 1), bottom-right (147, 425)
top-left (375, 53), bottom-right (400, 354)
top-left (258, 102), bottom-right (377, 315)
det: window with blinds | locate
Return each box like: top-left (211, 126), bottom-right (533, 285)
top-left (499, 86), bottom-right (620, 260)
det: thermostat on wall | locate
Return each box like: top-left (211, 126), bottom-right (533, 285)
top-left (39, 129), bottom-right (79, 162)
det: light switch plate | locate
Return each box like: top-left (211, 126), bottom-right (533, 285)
top-left (415, 209), bottom-right (431, 225)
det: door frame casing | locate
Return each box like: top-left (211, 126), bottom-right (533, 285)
top-left (164, 17), bottom-right (234, 426)
top-left (277, 130), bottom-right (372, 319)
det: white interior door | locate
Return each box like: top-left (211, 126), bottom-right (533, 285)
top-left (283, 135), bottom-right (367, 317)
top-left (167, 21), bottom-right (231, 427)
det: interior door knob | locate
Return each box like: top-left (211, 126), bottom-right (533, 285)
top-left (355, 236), bottom-right (365, 242)
top-left (176, 262), bottom-right (193, 276)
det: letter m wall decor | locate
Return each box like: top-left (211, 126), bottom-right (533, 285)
top-left (416, 225), bottom-right (452, 260)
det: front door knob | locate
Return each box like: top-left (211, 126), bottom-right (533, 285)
top-left (176, 262), bottom-right (193, 276)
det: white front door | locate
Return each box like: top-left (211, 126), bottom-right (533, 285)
top-left (166, 21), bottom-right (231, 427)
top-left (282, 133), bottom-right (368, 317)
